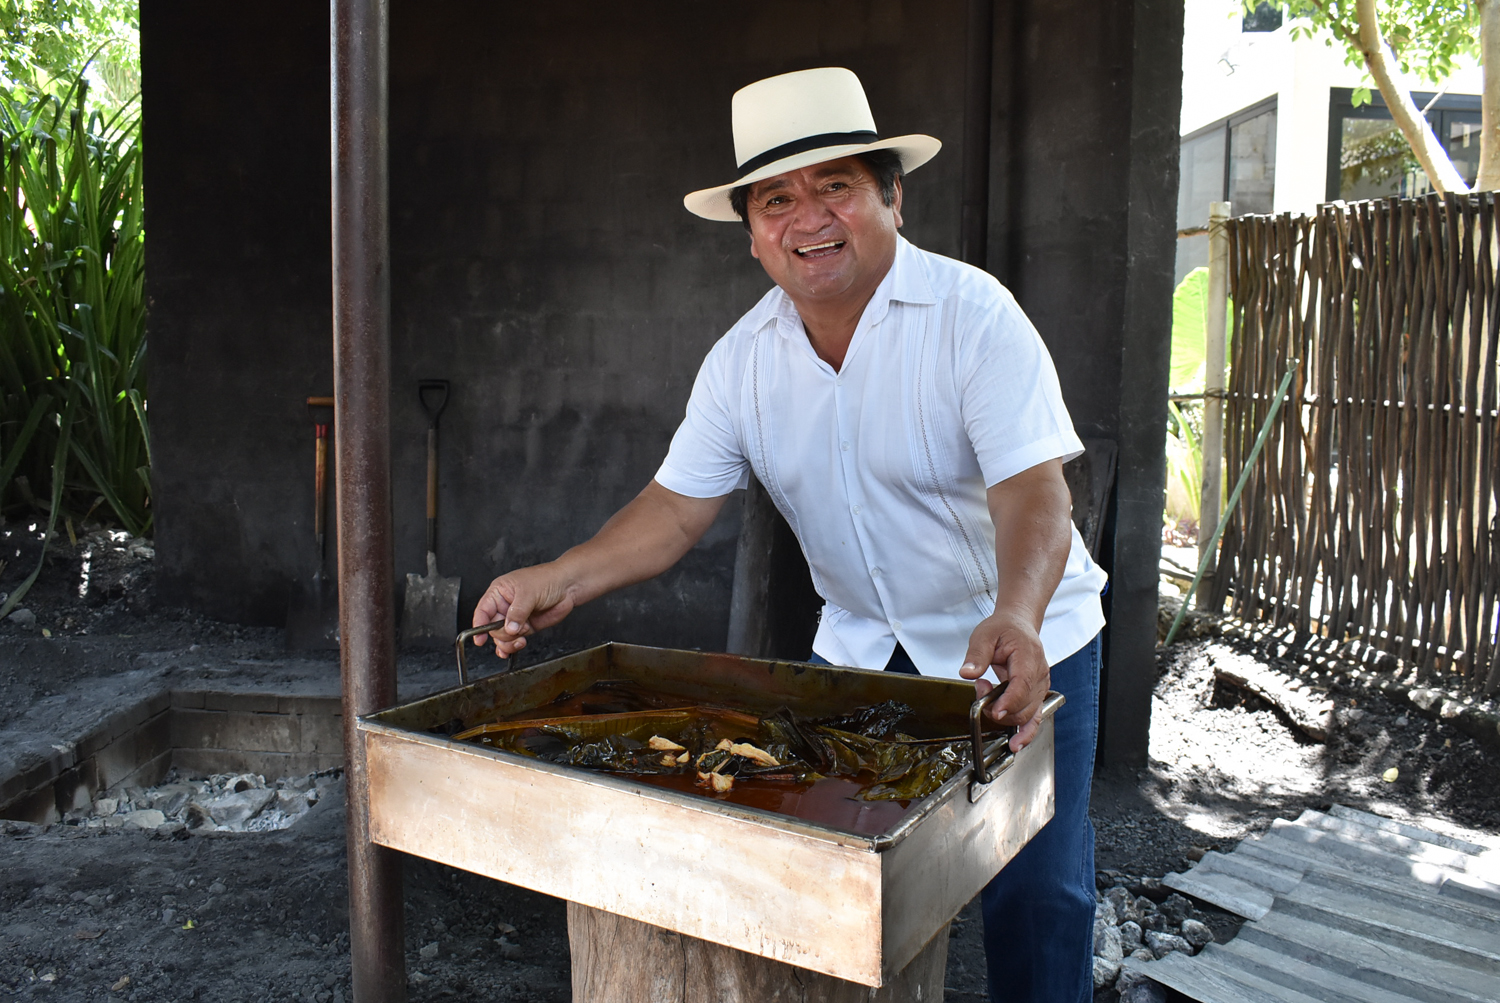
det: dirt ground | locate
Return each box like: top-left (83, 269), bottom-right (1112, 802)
top-left (3, 524), bottom-right (1498, 1002)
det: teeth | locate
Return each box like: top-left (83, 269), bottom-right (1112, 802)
top-left (795, 241), bottom-right (842, 255)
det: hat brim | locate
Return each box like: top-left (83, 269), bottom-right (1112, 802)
top-left (682, 134), bottom-right (941, 222)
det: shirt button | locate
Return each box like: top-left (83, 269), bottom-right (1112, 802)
top-left (871, 567), bottom-right (882, 578)
top-left (836, 377), bottom-right (844, 387)
top-left (841, 441), bottom-right (850, 451)
top-left (891, 620), bottom-right (902, 631)
top-left (851, 504), bottom-right (862, 515)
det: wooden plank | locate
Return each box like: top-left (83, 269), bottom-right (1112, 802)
top-left (1123, 948), bottom-right (1331, 1003)
top-left (568, 904), bottom-right (949, 1003)
top-left (1209, 652), bottom-right (1334, 740)
top-left (1218, 937), bottom-right (1435, 1003)
top-left (1162, 867), bottom-right (1275, 920)
top-left (1326, 804), bottom-right (1492, 856)
top-left (1282, 875), bottom-right (1500, 960)
top-left (1243, 908), bottom-right (1500, 1000)
top-left (1222, 930), bottom-right (1488, 1003)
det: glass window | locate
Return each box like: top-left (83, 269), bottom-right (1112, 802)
top-left (1340, 117), bottom-right (1414, 200)
top-left (1329, 89), bottom-right (1481, 201)
top-left (1175, 102), bottom-right (1276, 285)
top-left (1441, 110), bottom-right (1483, 188)
top-left (1228, 110), bottom-right (1276, 215)
top-left (1242, 2), bottom-right (1284, 32)
top-left (1178, 130), bottom-right (1226, 232)
top-left (1176, 130), bottom-right (1224, 285)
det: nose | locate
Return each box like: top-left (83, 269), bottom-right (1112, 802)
top-left (788, 193), bottom-right (836, 235)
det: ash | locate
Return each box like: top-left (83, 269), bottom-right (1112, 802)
top-left (68, 768), bottom-right (345, 835)
top-left (3, 527), bottom-right (1498, 1002)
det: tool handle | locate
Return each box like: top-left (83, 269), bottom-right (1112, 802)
top-left (314, 423), bottom-right (329, 546)
top-left (426, 426), bottom-right (438, 553)
top-left (419, 380), bottom-right (448, 555)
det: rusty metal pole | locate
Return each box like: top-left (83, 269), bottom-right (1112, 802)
top-left (331, 0), bottom-right (405, 1000)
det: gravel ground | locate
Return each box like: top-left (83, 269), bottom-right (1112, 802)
top-left (3, 526), bottom-right (1497, 1001)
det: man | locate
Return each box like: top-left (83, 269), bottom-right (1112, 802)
top-left (474, 67), bottom-right (1107, 1003)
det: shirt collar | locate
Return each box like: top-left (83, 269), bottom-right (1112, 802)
top-left (763, 236), bottom-right (939, 340)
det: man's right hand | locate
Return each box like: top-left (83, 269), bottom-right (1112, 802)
top-left (472, 564), bottom-right (578, 658)
top-left (470, 480), bottom-right (730, 659)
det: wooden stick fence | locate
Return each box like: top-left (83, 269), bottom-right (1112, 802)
top-left (1208, 192), bottom-right (1500, 695)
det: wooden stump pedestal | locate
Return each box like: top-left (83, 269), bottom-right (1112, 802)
top-left (568, 902), bottom-right (950, 1002)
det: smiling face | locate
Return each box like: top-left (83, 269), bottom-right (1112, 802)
top-left (744, 156), bottom-right (903, 317)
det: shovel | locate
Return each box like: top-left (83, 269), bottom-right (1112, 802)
top-left (286, 402), bottom-right (340, 649)
top-left (401, 379), bottom-right (460, 647)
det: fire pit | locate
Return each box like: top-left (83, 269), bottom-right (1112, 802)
top-left (359, 642), bottom-right (1060, 987)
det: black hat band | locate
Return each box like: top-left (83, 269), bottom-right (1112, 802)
top-left (735, 130), bottom-right (880, 179)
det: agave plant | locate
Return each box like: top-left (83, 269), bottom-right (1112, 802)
top-left (0, 76), bottom-right (145, 617)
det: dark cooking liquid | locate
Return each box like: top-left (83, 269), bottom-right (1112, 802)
top-left (482, 680), bottom-right (922, 836)
top-left (633, 772), bottom-right (913, 836)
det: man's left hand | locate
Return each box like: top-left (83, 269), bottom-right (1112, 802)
top-left (959, 612), bottom-right (1051, 751)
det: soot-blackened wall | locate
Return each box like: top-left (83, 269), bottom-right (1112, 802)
top-left (143, 0), bottom-right (1180, 761)
top-left (145, 0), bottom-right (966, 651)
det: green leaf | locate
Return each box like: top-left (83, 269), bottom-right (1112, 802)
top-left (0, 392), bottom-right (51, 493)
top-left (1170, 267), bottom-right (1209, 393)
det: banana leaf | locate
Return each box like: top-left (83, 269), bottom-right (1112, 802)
top-left (456, 683), bottom-right (974, 803)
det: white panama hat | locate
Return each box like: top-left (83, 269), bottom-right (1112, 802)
top-left (683, 67), bottom-right (941, 222)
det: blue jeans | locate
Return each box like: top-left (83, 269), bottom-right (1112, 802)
top-left (809, 635), bottom-right (1101, 1003)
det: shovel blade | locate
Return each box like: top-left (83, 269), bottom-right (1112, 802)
top-left (402, 551), bottom-right (460, 648)
top-left (286, 574), bottom-right (340, 650)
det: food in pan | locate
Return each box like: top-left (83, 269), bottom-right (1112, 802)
top-left (450, 681), bottom-right (976, 804)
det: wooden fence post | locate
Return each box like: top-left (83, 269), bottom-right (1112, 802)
top-left (1198, 200), bottom-right (1231, 608)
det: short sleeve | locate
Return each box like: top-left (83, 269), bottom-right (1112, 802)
top-left (654, 341), bottom-right (751, 498)
top-left (959, 291), bottom-right (1084, 487)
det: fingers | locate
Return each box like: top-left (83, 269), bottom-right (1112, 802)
top-left (958, 619), bottom-right (1004, 680)
top-left (1009, 707), bottom-right (1044, 752)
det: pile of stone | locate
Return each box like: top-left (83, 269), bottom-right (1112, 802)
top-left (1092, 871), bottom-right (1212, 1000)
top-left (65, 768), bottom-right (342, 834)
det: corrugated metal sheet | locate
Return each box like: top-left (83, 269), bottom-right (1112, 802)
top-left (1122, 806), bottom-right (1500, 1002)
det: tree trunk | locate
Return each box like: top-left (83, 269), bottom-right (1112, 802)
top-left (1353, 0), bottom-right (1470, 194)
top-left (1479, 0), bottom-right (1500, 191)
top-left (568, 902), bottom-right (951, 1003)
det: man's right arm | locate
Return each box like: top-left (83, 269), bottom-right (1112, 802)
top-left (472, 480), bottom-right (728, 658)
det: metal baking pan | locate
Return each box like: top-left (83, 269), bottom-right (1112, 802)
top-left (358, 641), bottom-right (1061, 986)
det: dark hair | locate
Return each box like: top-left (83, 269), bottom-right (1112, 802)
top-left (729, 149), bottom-right (904, 229)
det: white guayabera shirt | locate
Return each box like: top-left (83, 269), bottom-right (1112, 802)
top-left (656, 237), bottom-right (1107, 680)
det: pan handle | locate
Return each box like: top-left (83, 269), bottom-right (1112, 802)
top-left (969, 683), bottom-right (1015, 786)
top-left (455, 619), bottom-right (516, 686)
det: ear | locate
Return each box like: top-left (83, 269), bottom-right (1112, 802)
top-left (749, 228), bottom-right (760, 260)
top-left (891, 176), bottom-right (904, 229)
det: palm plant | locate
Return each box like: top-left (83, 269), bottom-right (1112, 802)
top-left (0, 75), bottom-right (145, 617)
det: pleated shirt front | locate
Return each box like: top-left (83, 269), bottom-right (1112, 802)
top-left (655, 238), bottom-right (1107, 678)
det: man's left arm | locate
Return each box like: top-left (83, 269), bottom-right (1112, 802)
top-left (959, 458), bottom-right (1073, 751)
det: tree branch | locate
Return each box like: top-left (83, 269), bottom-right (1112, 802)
top-left (1353, 0), bottom-right (1469, 194)
top-left (1478, 0), bottom-right (1500, 191)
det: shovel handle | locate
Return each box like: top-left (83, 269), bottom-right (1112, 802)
top-left (314, 423), bottom-right (329, 546)
top-left (419, 380), bottom-right (448, 555)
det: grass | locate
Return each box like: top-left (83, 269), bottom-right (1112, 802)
top-left (0, 75), bottom-right (145, 617)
